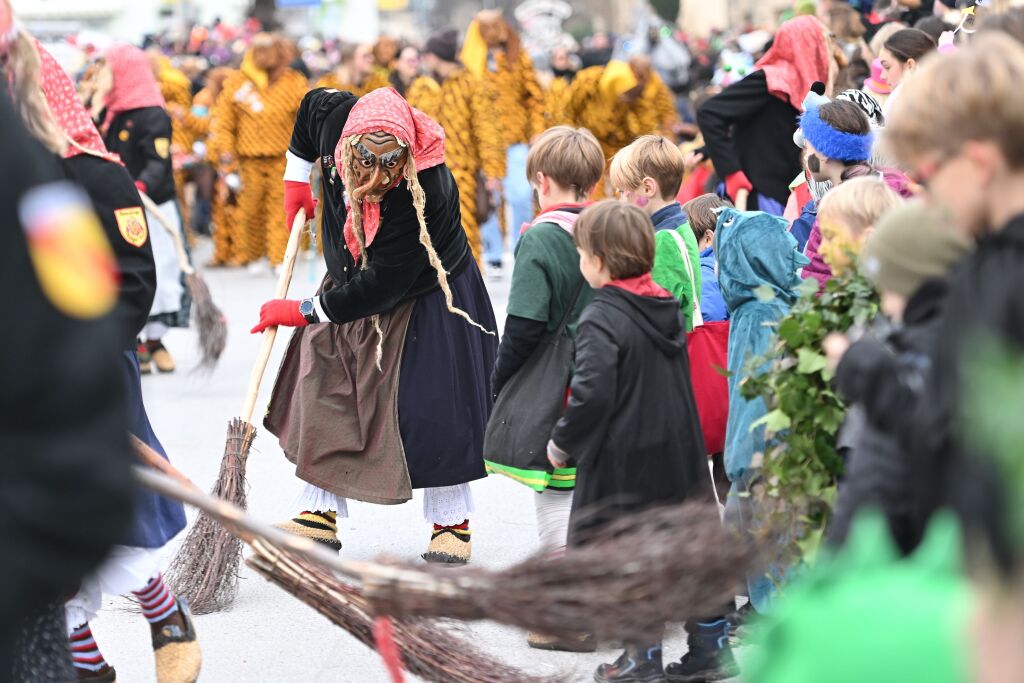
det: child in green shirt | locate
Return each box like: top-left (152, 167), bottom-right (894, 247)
top-left (610, 135), bottom-right (703, 330)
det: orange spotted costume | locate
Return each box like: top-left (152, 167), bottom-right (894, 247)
top-left (561, 61), bottom-right (678, 197)
top-left (153, 57), bottom-right (195, 227)
top-left (408, 69), bottom-right (503, 260)
top-left (209, 54), bottom-right (306, 265)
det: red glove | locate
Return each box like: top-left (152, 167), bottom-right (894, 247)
top-left (250, 299), bottom-right (307, 334)
top-left (284, 181), bottom-right (315, 231)
top-left (724, 171), bottom-right (753, 202)
top-left (134, 180), bottom-right (148, 194)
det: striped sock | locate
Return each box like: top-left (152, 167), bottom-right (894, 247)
top-left (132, 573), bottom-right (180, 624)
top-left (69, 623), bottom-right (109, 673)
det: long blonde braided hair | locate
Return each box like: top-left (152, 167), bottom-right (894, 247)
top-left (339, 134), bottom-right (492, 368)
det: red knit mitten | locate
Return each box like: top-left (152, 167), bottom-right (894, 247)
top-left (250, 299), bottom-right (307, 334)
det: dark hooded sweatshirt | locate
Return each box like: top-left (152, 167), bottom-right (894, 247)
top-left (551, 286), bottom-right (711, 545)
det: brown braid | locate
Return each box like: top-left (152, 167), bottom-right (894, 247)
top-left (403, 153), bottom-right (493, 336)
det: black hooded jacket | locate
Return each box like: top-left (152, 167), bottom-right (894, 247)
top-left (551, 286), bottom-right (711, 545)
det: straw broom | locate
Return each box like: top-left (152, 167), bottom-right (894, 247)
top-left (165, 209), bottom-right (308, 614)
top-left (144, 453), bottom-right (753, 644)
top-left (138, 191), bottom-right (227, 369)
top-left (135, 466), bottom-right (557, 683)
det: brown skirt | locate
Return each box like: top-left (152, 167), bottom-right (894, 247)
top-left (264, 298), bottom-right (416, 505)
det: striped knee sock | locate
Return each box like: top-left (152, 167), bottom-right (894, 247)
top-left (132, 573), bottom-right (180, 624)
top-left (69, 623), bottom-right (109, 673)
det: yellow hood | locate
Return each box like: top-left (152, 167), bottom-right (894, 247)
top-left (240, 50), bottom-right (269, 90)
top-left (599, 60), bottom-right (638, 101)
top-left (459, 19), bottom-right (488, 78)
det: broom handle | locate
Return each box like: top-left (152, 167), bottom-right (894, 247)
top-left (130, 434), bottom-right (200, 491)
top-left (139, 191), bottom-right (195, 276)
top-left (133, 466), bottom-right (444, 591)
top-left (239, 208), bottom-right (307, 425)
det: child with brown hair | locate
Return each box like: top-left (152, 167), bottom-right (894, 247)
top-left (611, 134), bottom-right (703, 330)
top-left (547, 200), bottom-right (736, 683)
top-left (683, 192), bottom-right (731, 322)
top-left (488, 125), bottom-right (605, 652)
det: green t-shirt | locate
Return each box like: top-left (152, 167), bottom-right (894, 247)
top-left (507, 222), bottom-right (594, 336)
top-left (651, 224), bottom-right (703, 331)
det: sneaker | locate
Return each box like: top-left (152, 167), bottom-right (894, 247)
top-left (484, 262), bottom-right (504, 280)
top-left (527, 630), bottom-right (597, 653)
top-left (665, 641), bottom-right (738, 682)
top-left (146, 340), bottom-right (176, 374)
top-left (136, 340), bottom-right (153, 375)
top-left (594, 644), bottom-right (665, 683)
top-left (274, 511), bottom-right (342, 552)
top-left (151, 598), bottom-right (202, 683)
top-left (422, 521), bottom-right (471, 564)
top-left (727, 602), bottom-right (755, 639)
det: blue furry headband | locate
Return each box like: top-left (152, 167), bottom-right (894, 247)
top-left (799, 103), bottom-right (874, 163)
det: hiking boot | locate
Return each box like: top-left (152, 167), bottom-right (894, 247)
top-left (152, 598), bottom-right (201, 683)
top-left (136, 340), bottom-right (152, 375)
top-left (727, 602), bottom-right (755, 639)
top-left (527, 630), bottom-right (597, 653)
top-left (422, 521), bottom-right (471, 564)
top-left (594, 643), bottom-right (665, 683)
top-left (665, 621), bottom-right (738, 682)
top-left (146, 340), bottom-right (175, 373)
top-left (275, 511), bottom-right (342, 552)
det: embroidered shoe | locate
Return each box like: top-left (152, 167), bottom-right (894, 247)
top-left (422, 521), bottom-right (471, 564)
top-left (152, 599), bottom-right (201, 683)
top-left (274, 511), bottom-right (342, 552)
top-left (146, 340), bottom-right (176, 373)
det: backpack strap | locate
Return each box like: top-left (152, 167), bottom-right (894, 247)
top-left (667, 228), bottom-right (704, 328)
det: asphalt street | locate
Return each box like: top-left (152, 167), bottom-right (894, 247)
top-left (91, 239), bottom-right (742, 682)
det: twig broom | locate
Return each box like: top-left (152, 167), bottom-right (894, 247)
top-left (165, 209), bottom-right (307, 614)
top-left (136, 466), bottom-right (557, 683)
top-left (139, 191), bottom-right (227, 369)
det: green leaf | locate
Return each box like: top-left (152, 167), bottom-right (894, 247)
top-left (796, 348), bottom-right (828, 374)
top-left (751, 409), bottom-right (792, 433)
top-left (797, 277), bottom-right (820, 298)
top-left (777, 317), bottom-right (804, 348)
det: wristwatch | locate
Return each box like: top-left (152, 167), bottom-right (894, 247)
top-left (299, 298), bottom-right (320, 324)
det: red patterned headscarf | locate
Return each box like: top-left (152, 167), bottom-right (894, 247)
top-left (755, 15), bottom-right (831, 111)
top-left (35, 41), bottom-right (121, 164)
top-left (101, 43), bottom-right (165, 132)
top-left (336, 87), bottom-right (446, 258)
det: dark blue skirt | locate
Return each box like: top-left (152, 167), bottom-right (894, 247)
top-left (398, 261), bottom-right (498, 488)
top-left (121, 351), bottom-right (187, 547)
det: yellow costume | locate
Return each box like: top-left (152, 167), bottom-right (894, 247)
top-left (209, 54), bottom-right (307, 264)
top-left (632, 71), bottom-right (680, 139)
top-left (408, 70), bottom-right (503, 260)
top-left (561, 61), bottom-right (677, 197)
top-left (154, 58), bottom-right (194, 228)
top-left (543, 74), bottom-right (573, 129)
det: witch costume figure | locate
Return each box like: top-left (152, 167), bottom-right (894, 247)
top-left (86, 43), bottom-right (191, 375)
top-left (7, 34), bottom-right (200, 683)
top-left (254, 87), bottom-right (498, 564)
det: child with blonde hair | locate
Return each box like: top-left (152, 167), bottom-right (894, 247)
top-left (611, 135), bottom-right (703, 330)
top-left (815, 175), bottom-right (903, 275)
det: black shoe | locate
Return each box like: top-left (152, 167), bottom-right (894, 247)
top-left (727, 602), bottom-right (755, 638)
top-left (594, 644), bottom-right (665, 683)
top-left (665, 645), bottom-right (738, 682)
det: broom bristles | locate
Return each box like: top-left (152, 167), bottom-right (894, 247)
top-left (186, 272), bottom-right (227, 370)
top-left (246, 543), bottom-right (560, 683)
top-left (363, 502), bottom-right (757, 642)
top-left (165, 418), bottom-right (254, 614)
